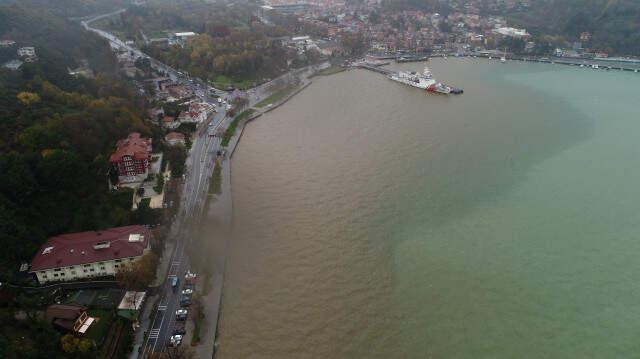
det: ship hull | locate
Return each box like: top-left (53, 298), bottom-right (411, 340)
top-left (389, 75), bottom-right (435, 89)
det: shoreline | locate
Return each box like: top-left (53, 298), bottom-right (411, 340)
top-left (369, 53), bottom-right (640, 72)
top-left (195, 69), bottom-right (318, 359)
top-left (191, 53), bottom-right (632, 357)
top-left (228, 80), bottom-right (313, 158)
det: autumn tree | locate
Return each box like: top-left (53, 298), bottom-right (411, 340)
top-left (16, 92), bottom-right (41, 106)
top-left (60, 334), bottom-right (92, 354)
top-left (116, 252), bottom-right (158, 292)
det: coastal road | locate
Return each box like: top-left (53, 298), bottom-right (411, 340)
top-left (141, 108), bottom-right (227, 357)
top-left (82, 12), bottom-right (231, 356)
top-left (82, 9), bottom-right (320, 356)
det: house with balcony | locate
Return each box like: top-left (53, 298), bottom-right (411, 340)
top-left (109, 132), bottom-right (153, 183)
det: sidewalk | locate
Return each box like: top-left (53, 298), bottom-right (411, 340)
top-left (130, 239), bottom-right (175, 359)
top-left (189, 155), bottom-right (233, 359)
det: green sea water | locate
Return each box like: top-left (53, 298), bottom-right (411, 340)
top-left (216, 59), bottom-right (640, 358)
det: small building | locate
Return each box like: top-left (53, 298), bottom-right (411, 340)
top-left (169, 32), bottom-right (197, 46)
top-left (17, 46), bottom-right (37, 62)
top-left (109, 132), bottom-right (153, 183)
top-left (166, 84), bottom-right (191, 101)
top-left (162, 116), bottom-right (179, 130)
top-left (147, 106), bottom-right (165, 120)
top-left (2, 59), bottom-right (23, 71)
top-left (30, 225), bottom-right (152, 284)
top-left (117, 291), bottom-right (146, 320)
top-left (165, 132), bottom-right (186, 146)
top-left (174, 32), bottom-right (197, 39)
top-left (45, 304), bottom-right (95, 334)
top-left (492, 27), bottom-right (529, 38)
top-left (0, 40), bottom-right (16, 47)
top-left (268, 3), bottom-right (312, 14)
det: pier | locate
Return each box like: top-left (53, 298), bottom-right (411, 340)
top-left (365, 51), bottom-right (640, 73)
top-left (356, 63), bottom-right (394, 76)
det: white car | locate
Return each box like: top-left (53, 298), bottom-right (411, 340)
top-left (184, 271), bottom-right (197, 280)
top-left (176, 309), bottom-right (189, 320)
top-left (182, 288), bottom-right (193, 295)
top-left (169, 334), bottom-right (183, 347)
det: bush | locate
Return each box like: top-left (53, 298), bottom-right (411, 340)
top-left (153, 175), bottom-right (165, 193)
top-left (221, 109), bottom-right (255, 147)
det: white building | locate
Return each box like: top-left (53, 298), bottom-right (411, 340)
top-left (30, 226), bottom-right (152, 284)
top-left (17, 46), bottom-right (36, 58)
top-left (492, 27), bottom-right (530, 38)
top-left (169, 32), bottom-right (197, 46)
top-left (2, 59), bottom-right (23, 71)
top-left (0, 40), bottom-right (16, 47)
top-left (165, 131), bottom-right (186, 146)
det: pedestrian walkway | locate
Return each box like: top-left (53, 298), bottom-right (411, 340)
top-left (129, 293), bottom-right (158, 359)
top-left (190, 156), bottom-right (232, 358)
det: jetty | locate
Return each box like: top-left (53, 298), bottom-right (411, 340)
top-left (356, 63), bottom-right (393, 75)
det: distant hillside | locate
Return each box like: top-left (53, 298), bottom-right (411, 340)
top-left (0, 0), bottom-right (131, 18)
top-left (0, 5), bottom-right (117, 74)
top-left (0, 5), bottom-right (152, 276)
top-left (506, 0), bottom-right (640, 54)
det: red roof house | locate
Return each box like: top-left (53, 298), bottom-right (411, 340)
top-left (109, 132), bottom-right (152, 183)
top-left (30, 225), bottom-right (152, 284)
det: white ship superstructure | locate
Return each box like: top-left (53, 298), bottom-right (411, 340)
top-left (389, 67), bottom-right (436, 89)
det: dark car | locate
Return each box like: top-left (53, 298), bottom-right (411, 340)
top-left (179, 294), bottom-right (191, 307)
top-left (173, 321), bottom-right (186, 335)
top-left (170, 276), bottom-right (179, 290)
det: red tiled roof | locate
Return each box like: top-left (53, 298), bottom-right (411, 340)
top-left (30, 225), bottom-right (151, 272)
top-left (162, 116), bottom-right (175, 123)
top-left (164, 132), bottom-right (185, 141)
top-left (109, 132), bottom-right (152, 163)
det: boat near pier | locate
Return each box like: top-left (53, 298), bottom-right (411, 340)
top-left (354, 62), bottom-right (463, 95)
top-left (396, 55), bottom-right (430, 63)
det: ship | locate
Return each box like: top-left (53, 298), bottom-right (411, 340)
top-left (388, 67), bottom-right (436, 89)
top-left (426, 82), bottom-right (452, 94)
top-left (396, 55), bottom-right (429, 63)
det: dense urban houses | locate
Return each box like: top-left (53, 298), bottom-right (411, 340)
top-left (109, 132), bottom-right (153, 183)
top-left (29, 225), bottom-right (153, 284)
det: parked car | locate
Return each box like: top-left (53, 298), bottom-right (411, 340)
top-left (179, 294), bottom-right (191, 307)
top-left (181, 288), bottom-right (193, 296)
top-left (175, 308), bottom-right (188, 321)
top-left (173, 321), bottom-right (186, 335)
top-left (169, 335), bottom-right (183, 347)
top-left (185, 271), bottom-right (197, 280)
